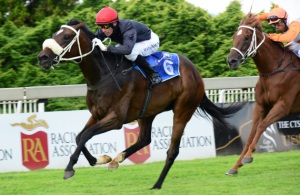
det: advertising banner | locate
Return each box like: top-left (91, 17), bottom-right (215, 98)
top-left (0, 110), bottom-right (215, 172)
top-left (214, 102), bottom-right (300, 155)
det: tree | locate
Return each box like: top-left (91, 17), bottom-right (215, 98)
top-left (0, 0), bottom-right (270, 111)
top-left (0, 0), bottom-right (77, 27)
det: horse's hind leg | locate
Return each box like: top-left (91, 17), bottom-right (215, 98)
top-left (152, 121), bottom-right (187, 189)
top-left (108, 117), bottom-right (155, 169)
top-left (152, 105), bottom-right (196, 189)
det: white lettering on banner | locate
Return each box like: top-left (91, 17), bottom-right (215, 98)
top-left (278, 120), bottom-right (300, 128)
top-left (0, 149), bottom-right (12, 161)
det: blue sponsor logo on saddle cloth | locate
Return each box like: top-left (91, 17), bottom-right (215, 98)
top-left (134, 51), bottom-right (180, 82)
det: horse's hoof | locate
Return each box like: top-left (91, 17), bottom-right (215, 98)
top-left (107, 161), bottom-right (119, 170)
top-left (116, 152), bottom-right (126, 163)
top-left (151, 187), bottom-right (161, 190)
top-left (96, 155), bottom-right (112, 165)
top-left (63, 171), bottom-right (75, 180)
top-left (151, 184), bottom-right (161, 190)
top-left (242, 157), bottom-right (253, 164)
top-left (226, 169), bottom-right (238, 175)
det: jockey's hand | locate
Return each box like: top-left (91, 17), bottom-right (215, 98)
top-left (92, 38), bottom-right (107, 51)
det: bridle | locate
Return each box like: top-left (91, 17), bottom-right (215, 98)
top-left (230, 25), bottom-right (266, 63)
top-left (42, 25), bottom-right (96, 64)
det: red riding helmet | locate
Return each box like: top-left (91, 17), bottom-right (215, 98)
top-left (95, 6), bottom-right (119, 25)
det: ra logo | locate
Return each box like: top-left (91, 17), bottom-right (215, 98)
top-left (11, 114), bottom-right (49, 170)
top-left (123, 121), bottom-right (150, 164)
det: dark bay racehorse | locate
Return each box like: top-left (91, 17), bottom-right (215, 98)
top-left (226, 14), bottom-right (300, 175)
top-left (38, 19), bottom-right (244, 189)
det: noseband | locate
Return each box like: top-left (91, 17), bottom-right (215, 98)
top-left (42, 25), bottom-right (96, 64)
top-left (230, 25), bottom-right (266, 63)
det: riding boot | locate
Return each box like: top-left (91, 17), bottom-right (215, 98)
top-left (134, 55), bottom-right (162, 86)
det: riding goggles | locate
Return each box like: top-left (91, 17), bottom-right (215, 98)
top-left (271, 20), bottom-right (283, 27)
top-left (98, 23), bottom-right (113, 29)
top-left (267, 15), bottom-right (282, 24)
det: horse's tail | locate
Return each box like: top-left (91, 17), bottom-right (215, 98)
top-left (196, 93), bottom-right (246, 128)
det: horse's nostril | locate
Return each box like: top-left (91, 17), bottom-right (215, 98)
top-left (228, 58), bottom-right (237, 65)
top-left (38, 54), bottom-right (48, 62)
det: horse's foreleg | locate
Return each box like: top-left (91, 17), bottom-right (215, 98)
top-left (64, 112), bottom-right (121, 179)
top-left (226, 126), bottom-right (257, 175)
top-left (107, 117), bottom-right (155, 169)
top-left (227, 104), bottom-right (264, 175)
top-left (243, 101), bottom-right (289, 164)
top-left (64, 126), bottom-right (97, 179)
top-left (75, 116), bottom-right (98, 166)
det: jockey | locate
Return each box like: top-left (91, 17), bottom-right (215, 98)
top-left (93, 6), bottom-right (162, 86)
top-left (256, 5), bottom-right (300, 57)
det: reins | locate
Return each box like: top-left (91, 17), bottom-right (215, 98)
top-left (43, 24), bottom-right (122, 91)
top-left (44, 24), bottom-right (153, 118)
top-left (231, 24), bottom-right (300, 77)
top-left (230, 25), bottom-right (266, 63)
top-left (54, 25), bottom-right (96, 63)
top-left (259, 53), bottom-right (300, 77)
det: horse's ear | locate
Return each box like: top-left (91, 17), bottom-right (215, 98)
top-left (240, 18), bottom-right (245, 25)
top-left (254, 19), bottom-right (263, 31)
top-left (247, 12), bottom-right (254, 18)
top-left (67, 18), bottom-right (81, 25)
top-left (77, 22), bottom-right (87, 29)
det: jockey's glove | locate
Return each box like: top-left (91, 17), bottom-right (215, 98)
top-left (92, 38), bottom-right (107, 51)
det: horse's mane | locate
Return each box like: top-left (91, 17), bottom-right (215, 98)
top-left (67, 19), bottom-right (96, 41)
top-left (241, 13), bottom-right (263, 32)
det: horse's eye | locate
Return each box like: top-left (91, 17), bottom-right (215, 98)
top-left (245, 35), bottom-right (250, 41)
top-left (64, 35), bottom-right (70, 40)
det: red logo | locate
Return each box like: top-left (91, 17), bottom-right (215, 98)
top-left (124, 123), bottom-right (150, 164)
top-left (11, 114), bottom-right (49, 170)
top-left (21, 131), bottom-right (49, 170)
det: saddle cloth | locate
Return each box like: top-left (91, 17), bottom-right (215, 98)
top-left (133, 51), bottom-right (180, 82)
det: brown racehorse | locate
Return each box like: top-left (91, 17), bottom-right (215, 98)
top-left (226, 14), bottom-right (300, 175)
top-left (38, 19), bottom-right (244, 189)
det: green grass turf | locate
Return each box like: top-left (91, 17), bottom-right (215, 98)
top-left (0, 150), bottom-right (299, 195)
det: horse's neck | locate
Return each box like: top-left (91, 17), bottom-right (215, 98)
top-left (79, 52), bottom-right (130, 87)
top-left (253, 37), bottom-right (284, 74)
top-left (79, 54), bottom-right (103, 86)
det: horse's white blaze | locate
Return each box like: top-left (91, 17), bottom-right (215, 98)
top-left (237, 29), bottom-right (242, 36)
top-left (42, 38), bottom-right (63, 55)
